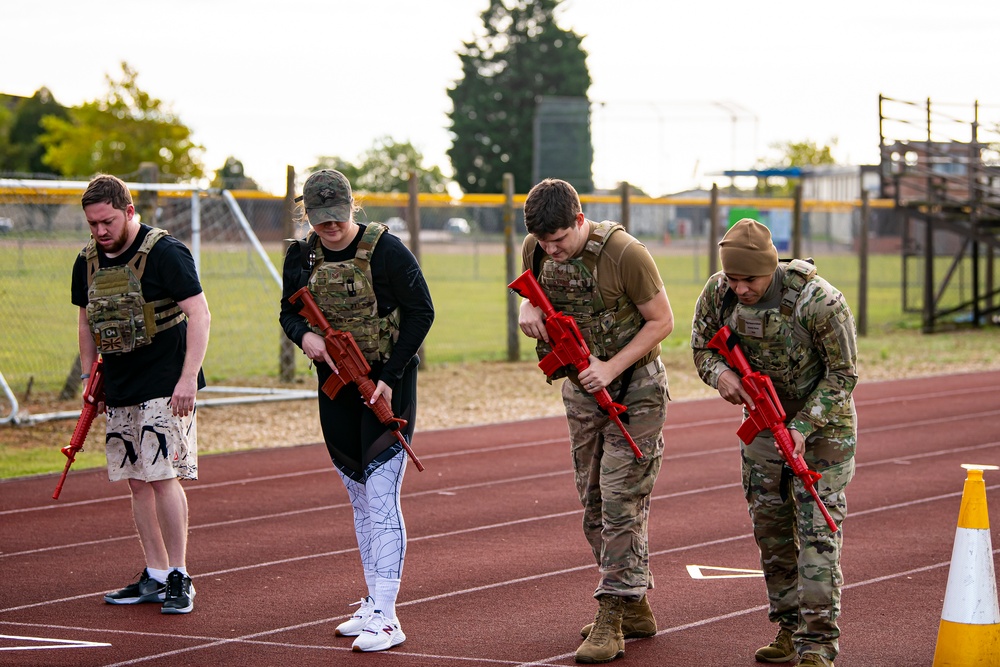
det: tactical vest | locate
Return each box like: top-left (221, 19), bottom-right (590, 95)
top-left (727, 258), bottom-right (818, 399)
top-left (535, 221), bottom-right (644, 377)
top-left (305, 223), bottom-right (400, 363)
top-left (84, 228), bottom-right (186, 355)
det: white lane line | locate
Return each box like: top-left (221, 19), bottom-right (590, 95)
top-left (4, 390), bottom-right (996, 519)
top-left (7, 432), bottom-right (998, 562)
top-left (0, 633), bottom-right (111, 651)
top-left (6, 541), bottom-right (995, 667)
top-left (686, 565), bottom-right (763, 579)
top-left (514, 549), bottom-right (1000, 667)
top-left (6, 401), bottom-right (999, 523)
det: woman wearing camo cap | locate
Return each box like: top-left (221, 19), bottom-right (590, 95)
top-left (279, 169), bottom-right (434, 653)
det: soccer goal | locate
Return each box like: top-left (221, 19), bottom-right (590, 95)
top-left (0, 178), bottom-right (312, 424)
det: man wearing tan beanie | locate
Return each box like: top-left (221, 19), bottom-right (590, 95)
top-left (718, 218), bottom-right (780, 277)
top-left (690, 218), bottom-right (858, 667)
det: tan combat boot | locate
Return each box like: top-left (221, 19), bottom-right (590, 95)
top-left (580, 595), bottom-right (656, 639)
top-left (754, 626), bottom-right (796, 663)
top-left (575, 595), bottom-right (626, 664)
top-left (798, 653), bottom-right (835, 667)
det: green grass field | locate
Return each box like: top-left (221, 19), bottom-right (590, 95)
top-left (3, 241), bottom-right (1000, 479)
top-left (0, 241), bottom-right (993, 392)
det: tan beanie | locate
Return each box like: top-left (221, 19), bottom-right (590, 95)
top-left (719, 218), bottom-right (779, 276)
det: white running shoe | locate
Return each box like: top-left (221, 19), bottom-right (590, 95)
top-left (335, 596), bottom-right (376, 637)
top-left (351, 611), bottom-right (406, 652)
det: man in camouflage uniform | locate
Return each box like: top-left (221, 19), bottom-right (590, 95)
top-left (691, 218), bottom-right (858, 667)
top-left (517, 179), bottom-right (674, 664)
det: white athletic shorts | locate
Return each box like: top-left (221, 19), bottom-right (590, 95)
top-left (105, 397), bottom-right (198, 482)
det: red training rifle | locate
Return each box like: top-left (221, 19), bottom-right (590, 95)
top-left (289, 286), bottom-right (424, 472)
top-left (53, 357), bottom-right (104, 500)
top-left (707, 325), bottom-right (838, 532)
top-left (509, 269), bottom-right (643, 460)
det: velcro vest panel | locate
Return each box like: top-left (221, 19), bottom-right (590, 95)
top-left (729, 259), bottom-right (819, 399)
top-left (535, 222), bottom-right (644, 377)
top-left (85, 228), bottom-right (185, 355)
top-left (779, 258), bottom-right (817, 316)
top-left (306, 223), bottom-right (400, 363)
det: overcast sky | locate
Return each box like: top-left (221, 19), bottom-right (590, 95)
top-left (6, 0), bottom-right (999, 196)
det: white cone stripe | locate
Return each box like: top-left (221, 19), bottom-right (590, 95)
top-left (941, 527), bottom-right (1000, 624)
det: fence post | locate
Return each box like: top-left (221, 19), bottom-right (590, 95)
top-left (136, 162), bottom-right (159, 226)
top-left (793, 183), bottom-right (803, 259)
top-left (620, 181), bottom-right (630, 233)
top-left (504, 173), bottom-right (520, 362)
top-left (407, 172), bottom-right (426, 366)
top-left (279, 165), bottom-right (297, 382)
top-left (407, 172), bottom-right (421, 264)
top-left (858, 190), bottom-right (870, 337)
top-left (708, 183), bottom-right (719, 278)
top-left (58, 355), bottom-right (82, 401)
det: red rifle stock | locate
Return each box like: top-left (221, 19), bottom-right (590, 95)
top-left (509, 269), bottom-right (644, 460)
top-left (53, 358), bottom-right (105, 500)
top-left (707, 325), bottom-right (838, 532)
top-left (289, 286), bottom-right (424, 472)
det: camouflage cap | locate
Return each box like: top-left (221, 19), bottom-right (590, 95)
top-left (300, 169), bottom-right (353, 223)
top-left (719, 218), bottom-right (778, 276)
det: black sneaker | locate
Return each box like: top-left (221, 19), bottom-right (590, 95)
top-left (104, 569), bottom-right (166, 605)
top-left (161, 570), bottom-right (195, 614)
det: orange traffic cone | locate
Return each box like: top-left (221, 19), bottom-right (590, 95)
top-left (932, 464), bottom-right (1000, 666)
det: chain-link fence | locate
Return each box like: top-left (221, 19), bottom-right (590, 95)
top-left (3, 177), bottom-right (948, 424)
top-left (0, 180), bottom-right (302, 422)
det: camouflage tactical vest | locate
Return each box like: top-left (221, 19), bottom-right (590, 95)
top-left (306, 223), bottom-right (400, 363)
top-left (536, 221), bottom-right (644, 377)
top-left (728, 258), bottom-right (818, 399)
top-left (84, 228), bottom-right (186, 355)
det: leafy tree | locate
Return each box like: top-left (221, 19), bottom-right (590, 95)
top-left (0, 88), bottom-right (69, 175)
top-left (309, 155), bottom-right (361, 184)
top-left (447, 0), bottom-right (592, 194)
top-left (765, 138), bottom-right (838, 169)
top-left (39, 62), bottom-right (204, 181)
top-left (211, 156), bottom-right (260, 190)
top-left (756, 138), bottom-right (838, 195)
top-left (311, 136), bottom-right (448, 193)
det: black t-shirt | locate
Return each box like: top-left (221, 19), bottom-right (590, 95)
top-left (279, 224), bottom-right (435, 386)
top-left (71, 225), bottom-right (206, 407)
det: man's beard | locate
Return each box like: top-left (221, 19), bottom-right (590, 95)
top-left (101, 223), bottom-right (131, 254)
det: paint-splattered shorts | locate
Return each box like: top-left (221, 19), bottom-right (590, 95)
top-left (105, 397), bottom-right (198, 482)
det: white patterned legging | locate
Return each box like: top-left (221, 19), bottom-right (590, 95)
top-left (337, 450), bottom-right (407, 579)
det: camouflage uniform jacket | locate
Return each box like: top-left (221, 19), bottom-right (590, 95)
top-left (691, 263), bottom-right (858, 463)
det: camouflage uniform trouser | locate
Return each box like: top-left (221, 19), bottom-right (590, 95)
top-left (741, 430), bottom-right (855, 660)
top-left (563, 359), bottom-right (668, 600)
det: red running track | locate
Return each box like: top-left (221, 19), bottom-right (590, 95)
top-left (1, 371), bottom-right (999, 666)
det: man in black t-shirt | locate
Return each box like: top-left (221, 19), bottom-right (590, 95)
top-left (70, 175), bottom-right (211, 615)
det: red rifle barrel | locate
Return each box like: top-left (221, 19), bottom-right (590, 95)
top-left (53, 359), bottom-right (104, 500)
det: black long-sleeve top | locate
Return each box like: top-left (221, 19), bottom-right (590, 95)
top-left (279, 224), bottom-right (434, 386)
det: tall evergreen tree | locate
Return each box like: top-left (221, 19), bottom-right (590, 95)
top-left (447, 0), bottom-right (592, 194)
